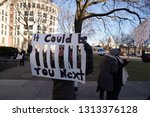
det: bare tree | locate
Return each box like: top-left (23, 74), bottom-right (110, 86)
top-left (11, 0), bottom-right (54, 49)
top-left (54, 0), bottom-right (150, 35)
top-left (0, 0), bottom-right (8, 6)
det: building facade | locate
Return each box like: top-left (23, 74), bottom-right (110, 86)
top-left (0, 1), bottom-right (10, 46)
top-left (0, 0), bottom-right (59, 50)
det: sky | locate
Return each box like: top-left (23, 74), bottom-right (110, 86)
top-left (53, 0), bottom-right (150, 45)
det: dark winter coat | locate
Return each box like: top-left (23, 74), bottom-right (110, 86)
top-left (98, 54), bottom-right (118, 91)
top-left (113, 57), bottom-right (129, 90)
top-left (52, 56), bottom-right (76, 100)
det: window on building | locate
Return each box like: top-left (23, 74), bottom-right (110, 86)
top-left (50, 21), bottom-right (52, 25)
top-left (28, 3), bottom-right (31, 8)
top-left (17, 25), bottom-right (20, 30)
top-left (49, 7), bottom-right (51, 12)
top-left (25, 11), bottom-right (28, 16)
top-left (1, 30), bottom-right (3, 35)
top-left (43, 26), bottom-right (46, 31)
top-left (42, 19), bottom-right (47, 23)
top-left (29, 17), bottom-right (34, 21)
top-left (29, 25), bottom-right (33, 30)
top-left (38, 12), bottom-right (42, 17)
top-left (5, 31), bottom-right (7, 35)
top-left (18, 17), bottom-right (20, 22)
top-left (30, 11), bottom-right (33, 16)
top-left (17, 31), bottom-right (20, 35)
top-left (30, 31), bottom-right (33, 35)
top-left (37, 4), bottom-right (40, 8)
top-left (24, 31), bottom-right (27, 35)
top-left (52, 8), bottom-right (54, 13)
top-left (43, 13), bottom-right (47, 18)
top-left (20, 3), bottom-right (22, 8)
top-left (23, 2), bottom-right (26, 8)
top-left (46, 6), bottom-right (48, 11)
top-left (2, 16), bottom-right (4, 21)
top-left (50, 15), bottom-right (53, 19)
top-left (2, 10), bottom-right (4, 15)
top-left (17, 3), bottom-right (19, 8)
top-left (50, 28), bottom-right (52, 32)
top-left (37, 25), bottom-right (41, 30)
top-left (32, 3), bottom-right (35, 8)
top-left (42, 5), bottom-right (45, 10)
top-left (18, 11), bottom-right (21, 16)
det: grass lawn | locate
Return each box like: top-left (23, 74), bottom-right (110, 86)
top-left (86, 54), bottom-right (150, 81)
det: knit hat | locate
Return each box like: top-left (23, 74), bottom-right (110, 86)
top-left (109, 48), bottom-right (120, 56)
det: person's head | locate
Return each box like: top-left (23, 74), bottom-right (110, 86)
top-left (59, 45), bottom-right (64, 56)
top-left (110, 48), bottom-right (120, 56)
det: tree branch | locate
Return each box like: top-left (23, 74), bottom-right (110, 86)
top-left (83, 8), bottom-right (142, 23)
top-left (0, 0), bottom-right (8, 6)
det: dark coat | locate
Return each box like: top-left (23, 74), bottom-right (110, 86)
top-left (52, 56), bottom-right (76, 100)
top-left (113, 57), bottom-right (129, 89)
top-left (98, 54), bottom-right (118, 91)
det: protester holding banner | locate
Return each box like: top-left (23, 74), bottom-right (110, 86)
top-left (52, 42), bottom-right (93, 100)
top-left (29, 33), bottom-right (93, 100)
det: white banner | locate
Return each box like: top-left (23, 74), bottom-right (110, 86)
top-left (134, 19), bottom-right (150, 45)
top-left (30, 33), bottom-right (87, 84)
top-left (0, 100), bottom-right (149, 117)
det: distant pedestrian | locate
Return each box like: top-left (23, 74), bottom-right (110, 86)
top-left (97, 48), bottom-right (130, 100)
top-left (19, 49), bottom-right (25, 66)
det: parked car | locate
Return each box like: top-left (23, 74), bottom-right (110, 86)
top-left (142, 51), bottom-right (150, 62)
top-left (97, 48), bottom-right (106, 56)
top-left (142, 54), bottom-right (150, 62)
top-left (0, 46), bottom-right (19, 59)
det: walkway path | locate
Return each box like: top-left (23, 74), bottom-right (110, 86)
top-left (0, 61), bottom-right (149, 100)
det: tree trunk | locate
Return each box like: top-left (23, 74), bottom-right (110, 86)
top-left (74, 18), bottom-right (82, 33)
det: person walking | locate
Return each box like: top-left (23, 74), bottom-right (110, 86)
top-left (20, 49), bottom-right (25, 66)
top-left (97, 48), bottom-right (130, 100)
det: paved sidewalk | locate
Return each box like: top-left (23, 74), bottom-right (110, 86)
top-left (0, 61), bottom-right (150, 100)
